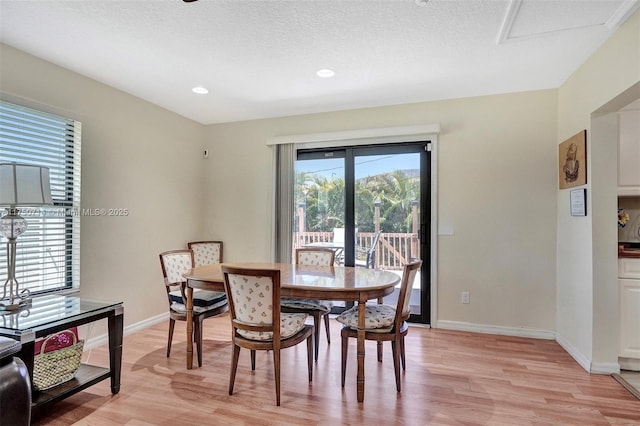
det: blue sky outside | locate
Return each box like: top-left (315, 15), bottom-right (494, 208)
top-left (296, 153), bottom-right (419, 180)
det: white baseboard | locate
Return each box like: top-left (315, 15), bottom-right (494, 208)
top-left (554, 332), bottom-right (592, 372)
top-left (553, 332), bottom-right (621, 374)
top-left (591, 362), bottom-right (621, 374)
top-left (83, 312), bottom-right (168, 351)
top-left (435, 320), bottom-right (555, 340)
top-left (81, 314), bottom-right (624, 376)
top-left (436, 321), bottom-right (623, 374)
top-left (619, 357), bottom-right (640, 371)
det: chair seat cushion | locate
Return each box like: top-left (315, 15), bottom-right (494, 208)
top-left (170, 297), bottom-right (228, 315)
top-left (169, 289), bottom-right (227, 308)
top-left (237, 313), bottom-right (308, 341)
top-left (281, 298), bottom-right (333, 312)
top-left (335, 304), bottom-right (396, 331)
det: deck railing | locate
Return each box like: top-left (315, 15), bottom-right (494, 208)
top-left (293, 231), bottom-right (419, 270)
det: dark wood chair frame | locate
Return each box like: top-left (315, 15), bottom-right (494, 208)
top-left (159, 249), bottom-right (228, 367)
top-left (281, 247), bottom-right (335, 362)
top-left (222, 266), bottom-right (314, 406)
top-left (340, 259), bottom-right (422, 392)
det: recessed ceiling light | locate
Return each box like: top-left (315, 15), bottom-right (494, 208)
top-left (415, 0), bottom-right (429, 6)
top-left (192, 86), bottom-right (209, 94)
top-left (316, 69), bottom-right (335, 78)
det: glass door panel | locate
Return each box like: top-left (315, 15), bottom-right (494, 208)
top-left (293, 152), bottom-right (345, 263)
top-left (294, 151), bottom-right (347, 308)
top-left (295, 143), bottom-right (430, 322)
top-left (353, 151), bottom-right (422, 316)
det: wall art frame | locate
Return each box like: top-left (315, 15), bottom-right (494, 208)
top-left (559, 130), bottom-right (587, 189)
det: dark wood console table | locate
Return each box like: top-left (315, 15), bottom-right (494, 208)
top-left (0, 295), bottom-right (123, 413)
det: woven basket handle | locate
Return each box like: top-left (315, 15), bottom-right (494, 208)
top-left (40, 330), bottom-right (78, 355)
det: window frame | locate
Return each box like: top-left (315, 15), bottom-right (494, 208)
top-left (0, 100), bottom-right (82, 296)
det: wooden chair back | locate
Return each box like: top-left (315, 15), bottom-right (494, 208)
top-left (159, 249), bottom-right (194, 305)
top-left (295, 247), bottom-right (335, 266)
top-left (187, 241), bottom-right (223, 267)
top-left (394, 259), bottom-right (422, 324)
top-left (222, 266), bottom-right (281, 344)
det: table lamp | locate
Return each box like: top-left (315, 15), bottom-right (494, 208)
top-left (0, 163), bottom-right (53, 311)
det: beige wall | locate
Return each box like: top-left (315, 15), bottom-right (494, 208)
top-left (556, 9), bottom-right (640, 371)
top-left (0, 8), bottom-right (637, 369)
top-left (204, 90), bottom-right (559, 332)
top-left (0, 44), bottom-right (207, 333)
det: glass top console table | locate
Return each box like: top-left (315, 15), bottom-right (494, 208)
top-left (0, 295), bottom-right (124, 412)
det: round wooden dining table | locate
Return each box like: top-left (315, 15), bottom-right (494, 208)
top-left (183, 262), bottom-right (400, 403)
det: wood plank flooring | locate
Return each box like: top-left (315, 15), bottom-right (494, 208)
top-left (33, 314), bottom-right (640, 425)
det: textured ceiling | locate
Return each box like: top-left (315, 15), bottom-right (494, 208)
top-left (1, 0), bottom-right (638, 125)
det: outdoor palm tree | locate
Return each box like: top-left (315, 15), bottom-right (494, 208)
top-left (295, 173), bottom-right (345, 232)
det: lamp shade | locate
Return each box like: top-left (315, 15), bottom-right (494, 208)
top-left (0, 163), bottom-right (53, 206)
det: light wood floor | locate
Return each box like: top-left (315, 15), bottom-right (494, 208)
top-left (33, 314), bottom-right (640, 425)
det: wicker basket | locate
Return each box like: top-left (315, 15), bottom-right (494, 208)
top-left (33, 330), bottom-right (84, 391)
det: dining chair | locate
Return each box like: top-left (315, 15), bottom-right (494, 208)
top-left (281, 247), bottom-right (335, 361)
top-left (221, 265), bottom-right (314, 406)
top-left (332, 227), bottom-right (345, 265)
top-left (159, 249), bottom-right (228, 367)
top-left (336, 259), bottom-right (422, 392)
top-left (187, 240), bottom-right (223, 267)
top-left (355, 230), bottom-right (383, 269)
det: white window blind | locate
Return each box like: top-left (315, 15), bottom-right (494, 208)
top-left (0, 100), bottom-right (81, 294)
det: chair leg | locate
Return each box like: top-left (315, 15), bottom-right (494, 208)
top-left (251, 350), bottom-right (256, 370)
top-left (273, 348), bottom-right (281, 406)
top-left (229, 344), bottom-right (240, 395)
top-left (323, 312), bottom-right (331, 344)
top-left (167, 318), bottom-right (175, 358)
top-left (391, 339), bottom-right (401, 392)
top-left (313, 312), bottom-right (321, 362)
top-left (306, 333), bottom-right (313, 382)
top-left (341, 330), bottom-right (348, 387)
top-left (377, 341), bottom-right (383, 362)
top-left (195, 318), bottom-right (203, 368)
top-left (400, 336), bottom-right (406, 371)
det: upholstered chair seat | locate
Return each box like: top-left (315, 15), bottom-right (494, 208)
top-left (222, 266), bottom-right (314, 406)
top-left (337, 260), bottom-right (422, 393)
top-left (280, 298), bottom-right (333, 312)
top-left (281, 247), bottom-right (336, 361)
top-left (159, 249), bottom-right (228, 367)
top-left (168, 289), bottom-right (228, 314)
top-left (335, 304), bottom-right (396, 332)
top-left (237, 312), bottom-right (308, 341)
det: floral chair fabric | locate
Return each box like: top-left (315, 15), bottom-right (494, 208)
top-left (336, 263), bottom-right (420, 332)
top-left (297, 250), bottom-right (334, 266)
top-left (282, 247), bottom-right (335, 311)
top-left (336, 304), bottom-right (396, 332)
top-left (161, 252), bottom-right (192, 284)
top-left (226, 273), bottom-right (307, 341)
top-left (338, 260), bottom-right (421, 394)
top-left (189, 241), bottom-right (222, 267)
top-left (159, 249), bottom-right (229, 368)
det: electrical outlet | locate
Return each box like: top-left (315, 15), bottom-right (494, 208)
top-left (461, 291), bottom-right (470, 304)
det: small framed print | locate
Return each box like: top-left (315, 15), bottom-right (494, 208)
top-left (559, 130), bottom-right (587, 189)
top-left (570, 188), bottom-right (587, 216)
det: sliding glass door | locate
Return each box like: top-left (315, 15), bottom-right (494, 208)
top-left (293, 142), bottom-right (431, 324)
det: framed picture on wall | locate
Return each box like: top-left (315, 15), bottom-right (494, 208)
top-left (570, 188), bottom-right (587, 216)
top-left (559, 130), bottom-right (587, 189)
